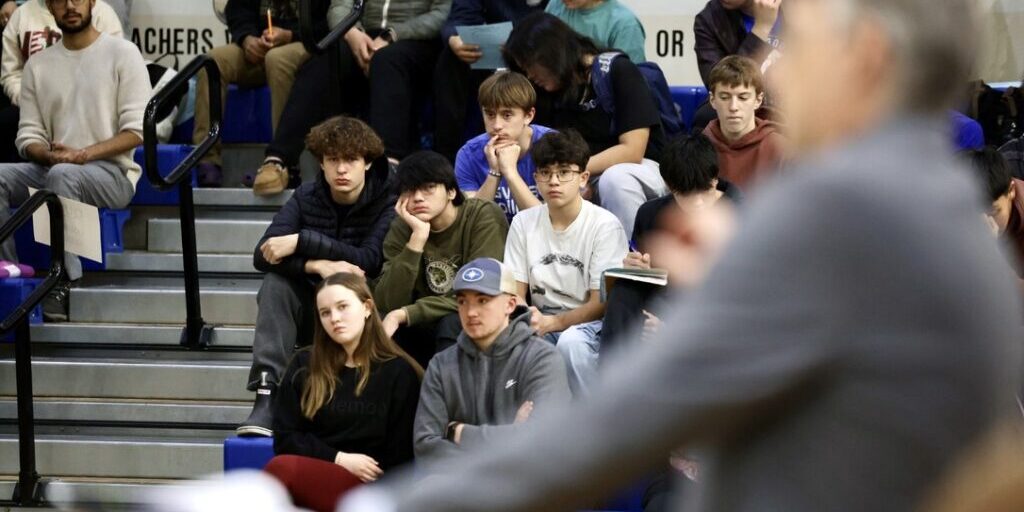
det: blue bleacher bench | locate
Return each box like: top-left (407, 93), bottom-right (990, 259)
top-left (224, 436), bottom-right (275, 472)
top-left (172, 84), bottom-right (273, 145)
top-left (132, 145), bottom-right (196, 206)
top-left (0, 277), bottom-right (42, 342)
top-left (12, 207), bottom-right (130, 272)
top-left (670, 86), bottom-right (710, 132)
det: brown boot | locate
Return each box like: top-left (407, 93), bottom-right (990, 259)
top-left (252, 158), bottom-right (289, 196)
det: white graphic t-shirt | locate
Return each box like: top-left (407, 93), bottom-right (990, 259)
top-left (504, 201), bottom-right (627, 313)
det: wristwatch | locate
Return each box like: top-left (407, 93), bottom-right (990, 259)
top-left (445, 421), bottom-right (460, 441)
top-left (381, 27), bottom-right (398, 43)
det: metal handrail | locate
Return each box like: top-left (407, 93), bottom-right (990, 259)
top-left (143, 55), bottom-right (221, 188)
top-left (142, 54), bottom-right (221, 349)
top-left (0, 189), bottom-right (65, 506)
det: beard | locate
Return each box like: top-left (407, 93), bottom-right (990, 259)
top-left (55, 9), bottom-right (92, 34)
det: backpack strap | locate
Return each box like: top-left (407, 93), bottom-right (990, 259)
top-left (589, 51), bottom-right (625, 115)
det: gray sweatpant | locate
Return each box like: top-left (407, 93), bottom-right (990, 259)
top-left (0, 161), bottom-right (135, 280)
top-left (247, 272), bottom-right (317, 390)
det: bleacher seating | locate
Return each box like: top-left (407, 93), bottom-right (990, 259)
top-left (671, 86), bottom-right (710, 132)
top-left (0, 277), bottom-right (42, 342)
top-left (0, 76), bottom-right (712, 506)
top-left (224, 436), bottom-right (275, 472)
top-left (171, 84), bottom-right (274, 145)
top-left (12, 207), bottom-right (130, 271)
top-left (131, 145), bottom-right (196, 205)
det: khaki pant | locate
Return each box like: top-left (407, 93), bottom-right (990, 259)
top-left (194, 42), bottom-right (310, 165)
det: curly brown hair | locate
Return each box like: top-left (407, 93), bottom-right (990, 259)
top-left (305, 116), bottom-right (385, 163)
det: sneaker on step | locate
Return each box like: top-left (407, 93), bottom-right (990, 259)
top-left (237, 371), bottom-right (275, 437)
top-left (42, 278), bottom-right (75, 322)
top-left (252, 158), bottom-right (289, 197)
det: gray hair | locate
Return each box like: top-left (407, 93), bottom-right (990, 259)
top-left (828, 0), bottom-right (978, 113)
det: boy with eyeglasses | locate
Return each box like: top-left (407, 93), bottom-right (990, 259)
top-left (504, 130), bottom-right (627, 396)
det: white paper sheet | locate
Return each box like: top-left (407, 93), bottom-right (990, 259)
top-left (28, 187), bottom-right (103, 263)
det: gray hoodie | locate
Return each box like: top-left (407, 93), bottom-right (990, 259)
top-left (413, 307), bottom-right (570, 465)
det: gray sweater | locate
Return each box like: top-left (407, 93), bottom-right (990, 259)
top-left (328, 0), bottom-right (451, 41)
top-left (380, 117), bottom-right (1024, 512)
top-left (413, 307), bottom-right (569, 466)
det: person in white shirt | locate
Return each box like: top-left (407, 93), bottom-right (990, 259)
top-left (0, 0), bottom-right (150, 320)
top-left (0, 0), bottom-right (122, 163)
top-left (504, 130), bottom-right (627, 396)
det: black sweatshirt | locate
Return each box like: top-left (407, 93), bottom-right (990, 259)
top-left (273, 349), bottom-right (421, 470)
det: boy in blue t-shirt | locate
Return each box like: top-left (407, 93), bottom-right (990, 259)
top-left (455, 71), bottom-right (556, 223)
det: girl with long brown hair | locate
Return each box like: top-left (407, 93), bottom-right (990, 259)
top-left (264, 272), bottom-right (423, 512)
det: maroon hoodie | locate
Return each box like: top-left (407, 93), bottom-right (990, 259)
top-left (704, 118), bottom-right (785, 189)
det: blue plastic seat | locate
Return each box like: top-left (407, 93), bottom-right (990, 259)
top-left (0, 277), bottom-right (43, 342)
top-left (224, 436), bottom-right (275, 472)
top-left (132, 145), bottom-right (196, 206)
top-left (12, 207), bottom-right (130, 272)
top-left (670, 86), bottom-right (710, 132)
top-left (172, 84), bottom-right (274, 145)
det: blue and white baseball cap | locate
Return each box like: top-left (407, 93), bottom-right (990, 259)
top-left (453, 258), bottom-right (517, 296)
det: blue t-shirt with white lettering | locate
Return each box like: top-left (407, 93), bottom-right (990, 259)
top-left (454, 125), bottom-right (556, 223)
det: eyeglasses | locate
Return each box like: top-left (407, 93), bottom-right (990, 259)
top-left (534, 167), bottom-right (582, 183)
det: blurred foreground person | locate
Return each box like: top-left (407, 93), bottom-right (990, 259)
top-left (338, 0), bottom-right (1024, 511)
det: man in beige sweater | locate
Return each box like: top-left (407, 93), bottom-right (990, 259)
top-left (0, 0), bottom-right (122, 163)
top-left (0, 0), bottom-right (150, 320)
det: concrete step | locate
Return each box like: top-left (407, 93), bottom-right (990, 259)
top-left (0, 357), bottom-right (251, 401)
top-left (193, 187), bottom-right (293, 208)
top-left (147, 218), bottom-right (270, 254)
top-left (30, 323), bottom-right (254, 348)
top-left (0, 434), bottom-right (222, 479)
top-left (0, 478), bottom-right (182, 507)
top-left (105, 251), bottom-right (258, 273)
top-left (0, 398), bottom-right (248, 426)
top-left (68, 278), bottom-right (260, 325)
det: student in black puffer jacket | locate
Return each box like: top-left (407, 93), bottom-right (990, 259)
top-left (239, 116), bottom-right (398, 437)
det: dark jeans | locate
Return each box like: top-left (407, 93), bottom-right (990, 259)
top-left (368, 38), bottom-right (441, 160)
top-left (266, 37), bottom-right (440, 165)
top-left (266, 52), bottom-right (339, 166)
top-left (248, 272), bottom-right (316, 390)
top-left (432, 46), bottom-right (490, 163)
top-left (0, 90), bottom-right (21, 163)
top-left (601, 279), bottom-right (666, 362)
top-left (393, 312), bottom-right (461, 368)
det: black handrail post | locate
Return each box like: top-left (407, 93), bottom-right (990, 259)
top-left (177, 180), bottom-right (211, 348)
top-left (12, 317), bottom-right (40, 506)
top-left (0, 189), bottom-right (65, 506)
top-left (143, 55), bottom-right (221, 349)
